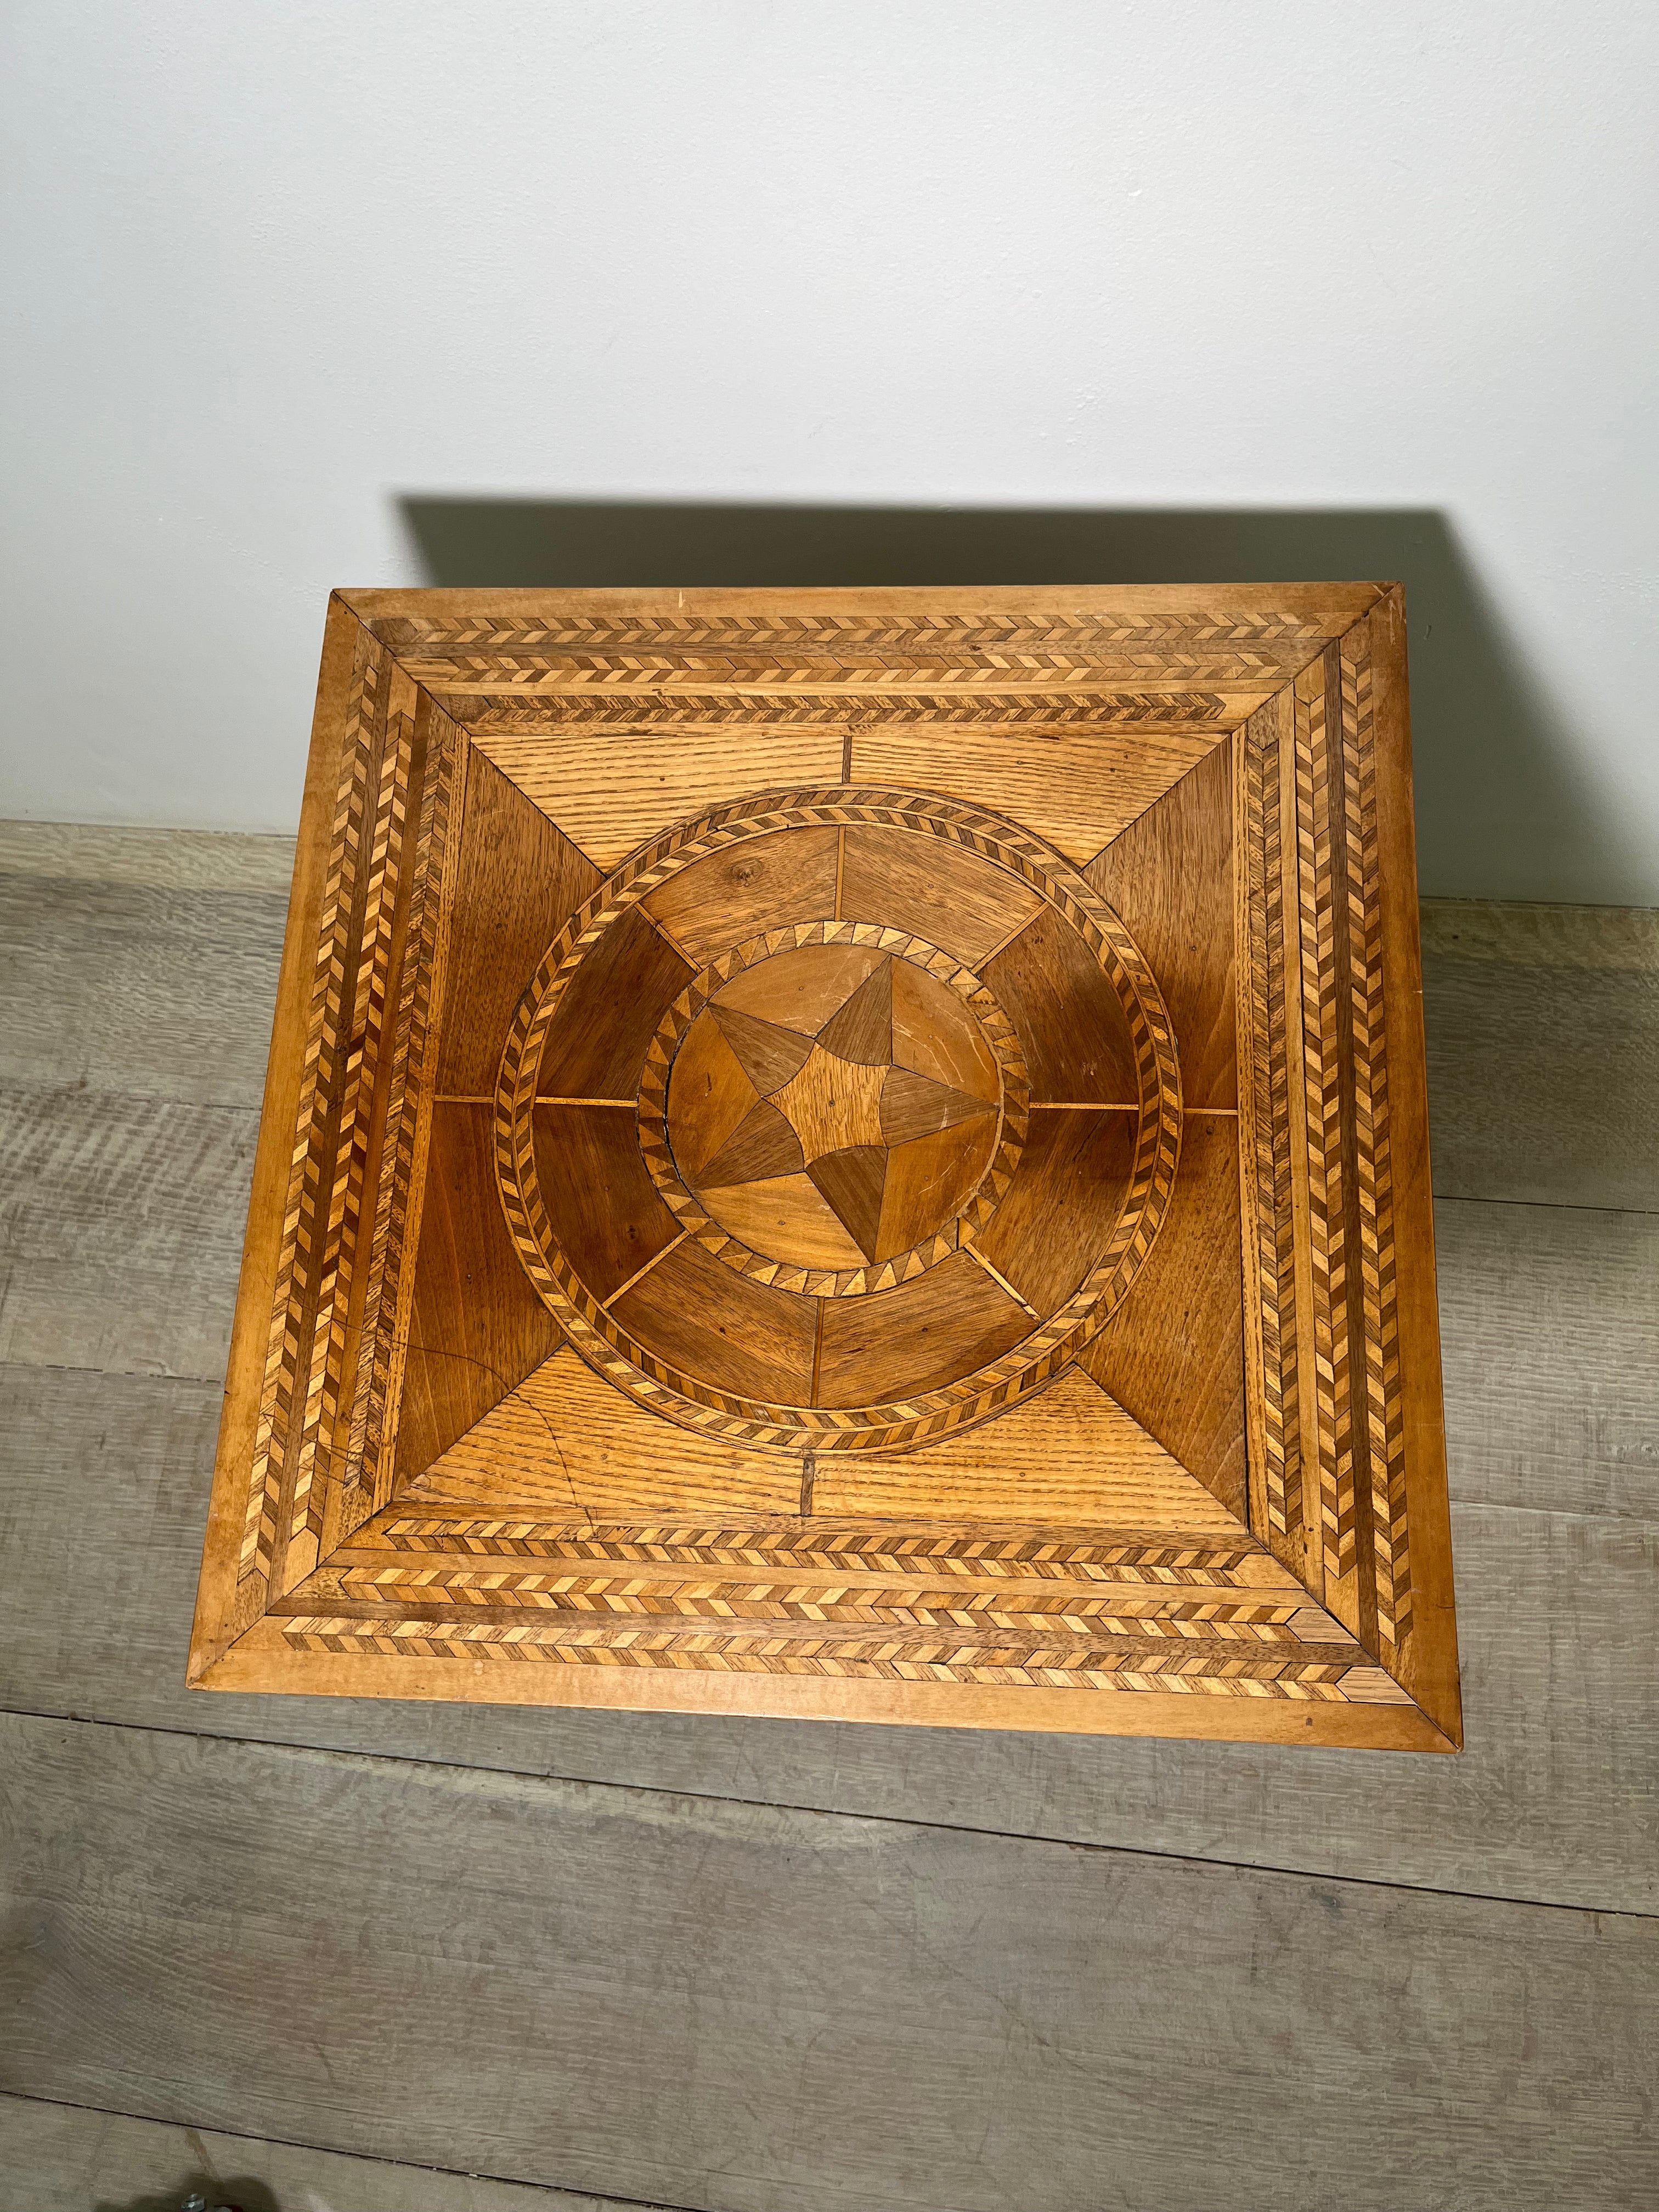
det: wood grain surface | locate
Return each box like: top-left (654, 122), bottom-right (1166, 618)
top-left (486, 783), bottom-right (1187, 1492)
top-left (2, 1711), bottom-right (1654, 2212)
top-left (405, 1345), bottom-right (803, 1521)
top-left (46, 586), bottom-right (1442, 1739)
top-left (641, 824), bottom-right (842, 964)
top-left (8, 596), bottom-right (1444, 1736)
top-left (0, 2091), bottom-right (647, 2212)
top-left (466, 723), bottom-right (845, 868)
top-left (4, 1357), bottom-right (1650, 1897)
top-left (0, 837), bottom-right (1645, 1870)
top-left (1422, 898), bottom-right (1659, 1209)
top-left (850, 724), bottom-right (1231, 861)
top-left (7, 685), bottom-right (1652, 2191)
top-left (811, 1367), bottom-right (1245, 1532)
top-left (435, 748), bottom-right (602, 1097)
top-left (395, 1103), bottom-right (563, 1483)
top-left (1079, 1114), bottom-right (1247, 1515)
top-left (1085, 733), bottom-right (1237, 1108)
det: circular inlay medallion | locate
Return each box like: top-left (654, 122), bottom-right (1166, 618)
top-left (494, 787), bottom-right (1182, 1454)
top-left (645, 932), bottom-right (1028, 1295)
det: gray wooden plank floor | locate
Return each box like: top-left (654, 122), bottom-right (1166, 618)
top-left (1420, 899), bottom-right (1659, 1210)
top-left (3, 1360), bottom-right (1653, 1915)
top-left (1, 823), bottom-right (1655, 2211)
top-left (5, 1713), bottom-right (1656, 2212)
top-left (0, 2091), bottom-right (653, 2211)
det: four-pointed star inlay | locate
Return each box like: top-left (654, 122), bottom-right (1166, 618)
top-left (673, 954), bottom-right (1000, 1266)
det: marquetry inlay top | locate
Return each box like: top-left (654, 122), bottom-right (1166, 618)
top-left (191, 584), bottom-right (1459, 1753)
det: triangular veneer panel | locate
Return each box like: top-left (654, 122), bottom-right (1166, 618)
top-left (393, 1103), bottom-right (562, 1483)
top-left (817, 959), bottom-right (893, 1064)
top-left (879, 1067), bottom-right (995, 1146)
top-left (849, 726), bottom-right (1232, 863)
top-left (710, 1006), bottom-right (816, 1098)
top-left (691, 1098), bottom-right (806, 1189)
top-left (433, 748), bottom-right (602, 1097)
top-left (813, 1365), bottom-right (1243, 1532)
top-left (1085, 736), bottom-right (1237, 1109)
top-left (1079, 1115), bottom-right (1247, 1517)
top-left (806, 1144), bottom-right (887, 1263)
top-left (405, 1345), bottom-right (801, 1519)
top-left (466, 725), bottom-right (845, 868)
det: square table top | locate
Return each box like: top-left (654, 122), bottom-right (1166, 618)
top-left (189, 584), bottom-right (1460, 1750)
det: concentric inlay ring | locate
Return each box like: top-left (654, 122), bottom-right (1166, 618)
top-left (494, 787), bottom-right (1183, 1454)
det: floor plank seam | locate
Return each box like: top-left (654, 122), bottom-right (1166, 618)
top-left (1448, 1499), bottom-right (1659, 1524)
top-left (0, 2086), bottom-right (692, 2210)
top-left (0, 1349), bottom-right (233, 1380)
top-left (1432, 1190), bottom-right (1659, 1220)
top-left (7, 1706), bottom-right (1653, 1921)
top-left (0, 1080), bottom-right (258, 1116)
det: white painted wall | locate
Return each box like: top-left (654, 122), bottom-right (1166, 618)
top-left (2, 1), bottom-right (1653, 899)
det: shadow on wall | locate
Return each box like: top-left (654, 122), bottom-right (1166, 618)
top-left (397, 498), bottom-right (1622, 904)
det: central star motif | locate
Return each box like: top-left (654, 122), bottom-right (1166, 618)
top-left (769, 1045), bottom-right (888, 1164)
top-left (666, 949), bottom-right (1003, 1270)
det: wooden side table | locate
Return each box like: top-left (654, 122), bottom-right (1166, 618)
top-left (189, 585), bottom-right (1460, 1749)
